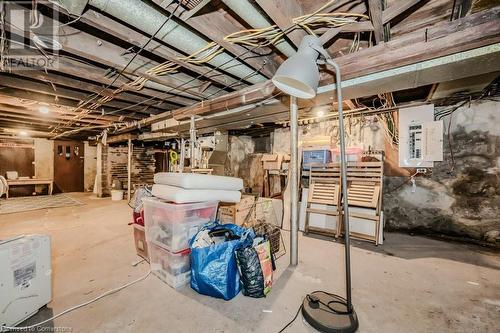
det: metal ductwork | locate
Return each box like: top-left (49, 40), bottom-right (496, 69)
top-left (84, 0), bottom-right (267, 85)
top-left (220, 0), bottom-right (296, 57)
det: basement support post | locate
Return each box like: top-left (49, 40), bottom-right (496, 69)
top-left (190, 115), bottom-right (197, 169)
top-left (290, 96), bottom-right (299, 266)
top-left (127, 138), bottom-right (132, 201)
top-left (96, 143), bottom-right (103, 198)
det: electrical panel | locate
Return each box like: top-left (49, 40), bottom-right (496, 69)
top-left (408, 122), bottom-right (423, 160)
top-left (399, 105), bottom-right (443, 167)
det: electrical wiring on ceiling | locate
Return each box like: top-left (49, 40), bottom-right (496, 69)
top-left (49, 0), bottom-right (183, 134)
top-left (53, 0), bottom-right (379, 139)
top-left (53, 0), bottom-right (373, 138)
top-left (178, 42), bottom-right (224, 65)
top-left (292, 12), bottom-right (369, 36)
top-left (224, 25), bottom-right (285, 48)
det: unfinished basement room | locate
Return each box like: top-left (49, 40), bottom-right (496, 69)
top-left (0, 0), bottom-right (499, 332)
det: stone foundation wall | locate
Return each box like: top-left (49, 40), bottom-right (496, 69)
top-left (384, 100), bottom-right (499, 243)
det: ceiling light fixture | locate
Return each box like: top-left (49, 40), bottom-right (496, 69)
top-left (39, 105), bottom-right (50, 114)
top-left (19, 130), bottom-right (29, 137)
top-left (272, 35), bottom-right (358, 333)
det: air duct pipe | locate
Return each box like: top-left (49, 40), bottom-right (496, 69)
top-left (86, 0), bottom-right (267, 84)
top-left (221, 0), bottom-right (296, 57)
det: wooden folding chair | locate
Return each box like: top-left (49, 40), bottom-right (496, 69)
top-left (304, 165), bottom-right (342, 237)
top-left (336, 160), bottom-right (384, 245)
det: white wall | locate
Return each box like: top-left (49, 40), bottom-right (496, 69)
top-left (84, 141), bottom-right (97, 192)
top-left (34, 138), bottom-right (54, 179)
top-left (272, 116), bottom-right (385, 154)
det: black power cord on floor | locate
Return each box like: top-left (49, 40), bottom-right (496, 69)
top-left (278, 292), bottom-right (352, 332)
top-left (278, 303), bottom-right (303, 333)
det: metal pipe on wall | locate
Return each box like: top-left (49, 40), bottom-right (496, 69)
top-left (290, 96), bottom-right (299, 266)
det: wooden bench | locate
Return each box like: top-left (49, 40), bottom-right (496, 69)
top-left (6, 179), bottom-right (53, 199)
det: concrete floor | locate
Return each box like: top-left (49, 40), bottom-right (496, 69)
top-left (0, 193), bottom-right (499, 333)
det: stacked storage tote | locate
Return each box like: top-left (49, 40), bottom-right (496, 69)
top-left (143, 199), bottom-right (218, 288)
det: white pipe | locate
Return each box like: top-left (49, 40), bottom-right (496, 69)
top-left (221, 0), bottom-right (296, 57)
top-left (88, 0), bottom-right (267, 84)
top-left (290, 96), bottom-right (299, 266)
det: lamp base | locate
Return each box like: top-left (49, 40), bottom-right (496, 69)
top-left (302, 291), bottom-right (358, 333)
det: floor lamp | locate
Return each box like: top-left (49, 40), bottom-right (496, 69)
top-left (272, 36), bottom-right (358, 333)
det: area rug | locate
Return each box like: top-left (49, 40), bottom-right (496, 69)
top-left (0, 194), bottom-right (84, 215)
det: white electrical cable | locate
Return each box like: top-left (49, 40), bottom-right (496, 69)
top-left (1, 270), bottom-right (151, 332)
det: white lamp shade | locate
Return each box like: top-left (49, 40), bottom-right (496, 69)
top-left (272, 36), bottom-right (322, 99)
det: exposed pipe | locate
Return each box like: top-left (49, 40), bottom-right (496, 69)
top-left (290, 96), bottom-right (299, 266)
top-left (87, 0), bottom-right (267, 84)
top-left (221, 0), bottom-right (296, 57)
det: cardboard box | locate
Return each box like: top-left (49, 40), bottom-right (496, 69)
top-left (219, 195), bottom-right (255, 226)
top-left (261, 154), bottom-right (283, 170)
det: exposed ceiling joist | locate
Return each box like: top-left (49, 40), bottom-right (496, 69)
top-left (0, 75), bottom-right (163, 116)
top-left (8, 70), bottom-right (178, 112)
top-left (368, 0), bottom-right (385, 44)
top-left (382, 0), bottom-right (425, 24)
top-left (254, 0), bottom-right (305, 48)
top-left (78, 9), bottom-right (245, 91)
top-left (0, 106), bottom-right (112, 126)
top-left (135, 6), bottom-right (500, 126)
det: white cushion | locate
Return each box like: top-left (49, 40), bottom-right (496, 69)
top-left (154, 172), bottom-right (243, 191)
top-left (152, 184), bottom-right (241, 204)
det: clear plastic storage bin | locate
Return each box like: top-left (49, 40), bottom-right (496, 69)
top-left (149, 242), bottom-right (191, 288)
top-left (143, 199), bottom-right (218, 253)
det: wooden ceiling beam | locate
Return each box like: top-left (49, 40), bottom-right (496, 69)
top-left (10, 70), bottom-right (177, 112)
top-left (368, 0), bottom-right (385, 44)
top-left (0, 89), bottom-right (143, 120)
top-left (77, 9), bottom-right (242, 92)
top-left (154, 0), bottom-right (278, 77)
top-left (0, 74), bottom-right (163, 115)
top-left (0, 117), bottom-right (72, 130)
top-left (382, 0), bottom-right (425, 24)
top-left (0, 106), bottom-right (111, 125)
top-left (5, 3), bottom-right (212, 101)
top-left (136, 6), bottom-right (500, 124)
top-left (0, 96), bottom-right (119, 123)
top-left (318, 2), bottom-right (370, 45)
top-left (254, 0), bottom-right (305, 48)
top-left (54, 57), bottom-right (195, 107)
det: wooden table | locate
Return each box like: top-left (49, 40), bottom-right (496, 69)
top-left (6, 179), bottom-right (53, 199)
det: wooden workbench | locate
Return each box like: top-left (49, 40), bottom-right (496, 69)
top-left (6, 179), bottom-right (53, 199)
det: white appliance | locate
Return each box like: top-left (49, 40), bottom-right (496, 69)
top-left (0, 235), bottom-right (51, 329)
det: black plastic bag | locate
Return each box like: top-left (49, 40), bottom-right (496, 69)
top-left (236, 246), bottom-right (265, 298)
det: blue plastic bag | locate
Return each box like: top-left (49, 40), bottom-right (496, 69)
top-left (189, 222), bottom-right (254, 300)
